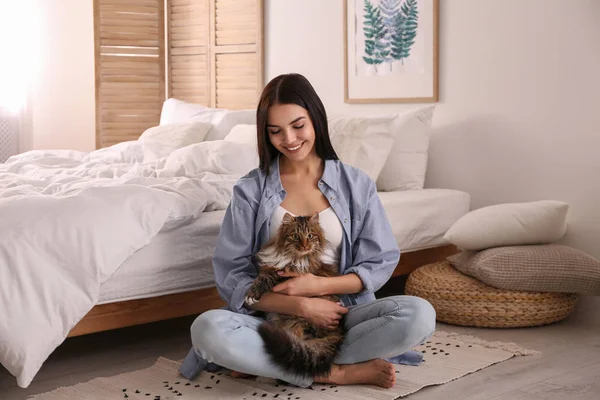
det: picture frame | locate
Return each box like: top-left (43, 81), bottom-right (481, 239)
top-left (343, 0), bottom-right (439, 103)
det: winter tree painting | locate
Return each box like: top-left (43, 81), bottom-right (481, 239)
top-left (358, 0), bottom-right (422, 76)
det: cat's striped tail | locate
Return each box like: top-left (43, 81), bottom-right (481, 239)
top-left (257, 322), bottom-right (344, 377)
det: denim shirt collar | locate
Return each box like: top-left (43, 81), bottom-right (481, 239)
top-left (264, 154), bottom-right (340, 197)
top-left (264, 156), bottom-right (284, 198)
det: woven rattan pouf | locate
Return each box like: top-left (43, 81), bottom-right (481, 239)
top-left (405, 261), bottom-right (578, 328)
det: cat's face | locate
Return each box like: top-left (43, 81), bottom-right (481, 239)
top-left (280, 213), bottom-right (325, 256)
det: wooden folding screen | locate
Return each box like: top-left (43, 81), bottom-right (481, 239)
top-left (167, 0), bottom-right (263, 109)
top-left (166, 0), bottom-right (210, 105)
top-left (94, 0), bottom-right (166, 148)
top-left (94, 0), bottom-right (263, 149)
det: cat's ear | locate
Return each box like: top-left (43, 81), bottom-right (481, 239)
top-left (309, 212), bottom-right (319, 223)
top-left (283, 213), bottom-right (294, 224)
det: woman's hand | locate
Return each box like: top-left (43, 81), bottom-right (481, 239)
top-left (272, 271), bottom-right (326, 297)
top-left (298, 297), bottom-right (349, 330)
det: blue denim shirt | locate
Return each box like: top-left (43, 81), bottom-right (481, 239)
top-left (212, 155), bottom-right (401, 314)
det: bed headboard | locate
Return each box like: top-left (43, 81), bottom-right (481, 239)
top-left (93, 0), bottom-right (264, 148)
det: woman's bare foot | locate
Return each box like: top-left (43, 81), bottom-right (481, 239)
top-left (315, 359), bottom-right (396, 389)
top-left (230, 370), bottom-right (255, 379)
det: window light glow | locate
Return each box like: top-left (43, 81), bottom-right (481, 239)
top-left (0, 0), bottom-right (41, 114)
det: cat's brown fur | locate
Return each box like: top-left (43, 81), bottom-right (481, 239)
top-left (245, 212), bottom-right (345, 378)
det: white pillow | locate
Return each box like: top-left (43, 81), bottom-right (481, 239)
top-left (224, 124), bottom-right (258, 147)
top-left (443, 200), bottom-right (569, 251)
top-left (159, 98), bottom-right (255, 142)
top-left (376, 105), bottom-right (435, 191)
top-left (327, 115), bottom-right (396, 182)
top-left (160, 140), bottom-right (259, 178)
top-left (159, 98), bottom-right (211, 125)
top-left (207, 109), bottom-right (256, 141)
top-left (138, 120), bottom-right (211, 148)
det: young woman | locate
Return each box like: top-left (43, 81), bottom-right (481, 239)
top-left (187, 73), bottom-right (435, 389)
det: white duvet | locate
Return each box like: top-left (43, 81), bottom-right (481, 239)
top-left (0, 138), bottom-right (258, 388)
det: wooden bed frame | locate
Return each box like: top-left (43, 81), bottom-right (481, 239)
top-left (68, 245), bottom-right (458, 337)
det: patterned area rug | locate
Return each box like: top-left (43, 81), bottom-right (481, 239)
top-left (30, 331), bottom-right (540, 400)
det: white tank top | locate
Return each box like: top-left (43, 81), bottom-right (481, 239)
top-left (269, 206), bottom-right (343, 266)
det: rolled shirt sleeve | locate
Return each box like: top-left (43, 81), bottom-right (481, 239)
top-left (344, 180), bottom-right (400, 295)
top-left (212, 195), bottom-right (258, 315)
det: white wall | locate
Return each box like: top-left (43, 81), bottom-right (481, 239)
top-left (266, 0), bottom-right (600, 261)
top-left (25, 0), bottom-right (96, 151)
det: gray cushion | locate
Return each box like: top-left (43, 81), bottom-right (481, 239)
top-left (447, 244), bottom-right (600, 295)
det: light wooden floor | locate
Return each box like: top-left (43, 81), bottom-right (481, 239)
top-left (1, 295), bottom-right (599, 400)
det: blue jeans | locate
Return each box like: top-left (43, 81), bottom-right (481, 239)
top-left (189, 295), bottom-right (436, 388)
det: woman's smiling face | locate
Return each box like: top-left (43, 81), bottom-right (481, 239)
top-left (267, 103), bottom-right (316, 162)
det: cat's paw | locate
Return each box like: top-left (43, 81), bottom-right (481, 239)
top-left (246, 286), bottom-right (263, 304)
top-left (245, 295), bottom-right (259, 306)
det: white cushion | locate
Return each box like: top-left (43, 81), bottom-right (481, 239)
top-left (376, 105), bottom-right (435, 191)
top-left (327, 115), bottom-right (396, 182)
top-left (159, 98), bottom-right (255, 142)
top-left (161, 140), bottom-right (259, 178)
top-left (224, 124), bottom-right (258, 147)
top-left (443, 200), bottom-right (569, 251)
top-left (138, 120), bottom-right (212, 148)
top-left (159, 98), bottom-right (211, 125)
top-left (207, 110), bottom-right (255, 141)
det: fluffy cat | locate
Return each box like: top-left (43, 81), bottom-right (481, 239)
top-left (244, 212), bottom-right (345, 377)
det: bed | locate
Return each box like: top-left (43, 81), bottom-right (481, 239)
top-left (0, 117), bottom-right (470, 389)
top-left (1, 102), bottom-right (474, 389)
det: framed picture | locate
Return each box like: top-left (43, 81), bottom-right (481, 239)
top-left (344, 0), bottom-right (439, 103)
